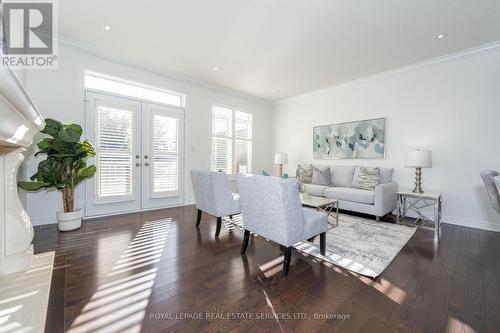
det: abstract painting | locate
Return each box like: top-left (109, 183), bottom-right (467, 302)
top-left (313, 118), bottom-right (385, 159)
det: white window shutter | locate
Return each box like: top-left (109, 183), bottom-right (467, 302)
top-left (97, 106), bottom-right (134, 198)
top-left (152, 115), bottom-right (178, 193)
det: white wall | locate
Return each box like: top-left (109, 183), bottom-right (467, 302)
top-left (24, 45), bottom-right (273, 225)
top-left (272, 45), bottom-right (500, 231)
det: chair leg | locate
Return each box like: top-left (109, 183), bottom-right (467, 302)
top-left (196, 209), bottom-right (202, 227)
top-left (241, 230), bottom-right (250, 254)
top-left (282, 247), bottom-right (292, 277)
top-left (215, 217), bottom-right (222, 238)
top-left (229, 215), bottom-right (233, 219)
top-left (320, 232), bottom-right (326, 255)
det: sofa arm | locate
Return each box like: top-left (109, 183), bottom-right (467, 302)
top-left (374, 181), bottom-right (398, 216)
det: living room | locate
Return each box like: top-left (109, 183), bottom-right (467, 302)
top-left (0, 1), bottom-right (499, 332)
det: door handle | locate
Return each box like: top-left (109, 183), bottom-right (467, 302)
top-left (136, 162), bottom-right (140, 167)
top-left (144, 162), bottom-right (149, 166)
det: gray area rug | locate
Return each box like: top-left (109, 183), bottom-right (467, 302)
top-left (224, 213), bottom-right (417, 278)
top-left (294, 214), bottom-right (417, 278)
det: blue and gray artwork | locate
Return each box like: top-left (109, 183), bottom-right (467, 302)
top-left (313, 118), bottom-right (385, 159)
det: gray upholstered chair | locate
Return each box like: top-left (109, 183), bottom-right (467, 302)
top-left (481, 170), bottom-right (500, 214)
top-left (237, 174), bottom-right (329, 277)
top-left (190, 170), bottom-right (240, 238)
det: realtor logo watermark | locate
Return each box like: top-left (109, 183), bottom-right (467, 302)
top-left (1, 0), bottom-right (58, 68)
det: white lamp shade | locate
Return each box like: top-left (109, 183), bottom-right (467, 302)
top-left (274, 152), bottom-right (288, 164)
top-left (406, 150), bottom-right (432, 168)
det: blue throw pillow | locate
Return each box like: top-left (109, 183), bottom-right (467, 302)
top-left (282, 173), bottom-right (289, 178)
top-left (261, 171), bottom-right (270, 176)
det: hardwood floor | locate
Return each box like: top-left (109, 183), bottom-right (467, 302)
top-left (33, 205), bottom-right (500, 333)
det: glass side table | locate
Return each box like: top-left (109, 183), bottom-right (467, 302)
top-left (397, 190), bottom-right (442, 234)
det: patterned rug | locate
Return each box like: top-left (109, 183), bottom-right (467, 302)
top-left (224, 213), bottom-right (417, 278)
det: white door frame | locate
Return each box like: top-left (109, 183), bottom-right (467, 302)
top-left (84, 89), bottom-right (187, 219)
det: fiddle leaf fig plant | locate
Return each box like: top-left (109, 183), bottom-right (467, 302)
top-left (18, 118), bottom-right (97, 213)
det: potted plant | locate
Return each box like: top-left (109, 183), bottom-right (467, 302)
top-left (18, 118), bottom-right (96, 231)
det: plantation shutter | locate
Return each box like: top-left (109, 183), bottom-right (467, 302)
top-left (97, 106), bottom-right (134, 198)
top-left (211, 106), bottom-right (233, 173)
top-left (152, 114), bottom-right (178, 194)
top-left (234, 111), bottom-right (252, 173)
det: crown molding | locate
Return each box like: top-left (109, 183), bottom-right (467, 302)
top-left (55, 36), bottom-right (273, 108)
top-left (275, 40), bottom-right (500, 105)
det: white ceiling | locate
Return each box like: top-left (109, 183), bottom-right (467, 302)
top-left (59, 0), bottom-right (500, 101)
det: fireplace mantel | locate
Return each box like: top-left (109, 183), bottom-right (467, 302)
top-left (0, 64), bottom-right (45, 275)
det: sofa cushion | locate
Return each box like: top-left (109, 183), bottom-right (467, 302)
top-left (330, 166), bottom-right (355, 187)
top-left (302, 183), bottom-right (330, 197)
top-left (324, 187), bottom-right (375, 205)
top-left (355, 167), bottom-right (380, 191)
top-left (312, 165), bottom-right (330, 186)
top-left (352, 166), bottom-right (393, 186)
top-left (296, 164), bottom-right (313, 184)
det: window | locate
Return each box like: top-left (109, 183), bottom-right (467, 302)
top-left (85, 72), bottom-right (185, 107)
top-left (211, 105), bottom-right (252, 174)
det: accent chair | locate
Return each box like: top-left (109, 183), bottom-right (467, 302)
top-left (190, 170), bottom-right (240, 238)
top-left (237, 174), bottom-right (329, 277)
top-left (480, 170), bottom-right (500, 214)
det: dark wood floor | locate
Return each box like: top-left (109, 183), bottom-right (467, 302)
top-left (34, 205), bottom-right (500, 333)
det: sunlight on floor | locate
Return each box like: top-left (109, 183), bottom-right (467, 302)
top-left (0, 252), bottom-right (54, 333)
top-left (446, 316), bottom-right (478, 333)
top-left (67, 219), bottom-right (171, 333)
top-left (358, 277), bottom-right (407, 305)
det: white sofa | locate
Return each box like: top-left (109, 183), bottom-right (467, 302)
top-left (302, 166), bottom-right (398, 221)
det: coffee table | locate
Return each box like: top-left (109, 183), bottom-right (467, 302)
top-left (300, 193), bottom-right (339, 227)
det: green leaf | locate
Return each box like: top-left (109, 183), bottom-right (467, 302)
top-left (58, 128), bottom-right (81, 143)
top-left (74, 165), bottom-right (96, 187)
top-left (82, 140), bottom-right (96, 156)
top-left (18, 181), bottom-right (51, 191)
top-left (64, 124), bottom-right (83, 136)
top-left (38, 159), bottom-right (64, 186)
top-left (41, 118), bottom-right (63, 136)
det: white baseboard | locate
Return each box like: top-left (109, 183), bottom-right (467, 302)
top-left (31, 216), bottom-right (57, 227)
top-left (442, 216), bottom-right (500, 233)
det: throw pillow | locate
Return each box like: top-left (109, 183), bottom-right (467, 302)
top-left (296, 164), bottom-right (313, 184)
top-left (312, 165), bottom-right (331, 186)
top-left (355, 167), bottom-right (380, 191)
top-left (261, 171), bottom-right (270, 176)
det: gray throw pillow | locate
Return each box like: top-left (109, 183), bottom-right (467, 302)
top-left (355, 167), bottom-right (380, 191)
top-left (312, 165), bottom-right (331, 186)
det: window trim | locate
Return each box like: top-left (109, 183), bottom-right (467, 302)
top-left (211, 103), bottom-right (253, 175)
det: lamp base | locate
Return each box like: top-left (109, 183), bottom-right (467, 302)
top-left (277, 164), bottom-right (283, 177)
top-left (412, 167), bottom-right (424, 194)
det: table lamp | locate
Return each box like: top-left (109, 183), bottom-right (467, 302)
top-left (274, 153), bottom-right (288, 177)
top-left (405, 149), bottom-right (432, 193)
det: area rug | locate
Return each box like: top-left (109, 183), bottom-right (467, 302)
top-left (294, 214), bottom-right (417, 278)
top-left (223, 213), bottom-right (417, 278)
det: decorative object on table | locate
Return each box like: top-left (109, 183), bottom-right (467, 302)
top-left (355, 166), bottom-right (381, 191)
top-left (274, 152), bottom-right (288, 176)
top-left (480, 170), bottom-right (500, 214)
top-left (313, 118), bottom-right (385, 159)
top-left (397, 190), bottom-right (442, 234)
top-left (405, 149), bottom-right (432, 193)
top-left (312, 165), bottom-right (331, 186)
top-left (18, 118), bottom-right (96, 231)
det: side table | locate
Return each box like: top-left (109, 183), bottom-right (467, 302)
top-left (397, 191), bottom-right (442, 234)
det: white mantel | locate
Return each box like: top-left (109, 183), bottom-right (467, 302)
top-left (0, 63), bottom-right (45, 275)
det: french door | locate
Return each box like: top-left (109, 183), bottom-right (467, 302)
top-left (85, 91), bottom-right (185, 217)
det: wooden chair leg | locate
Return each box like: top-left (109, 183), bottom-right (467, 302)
top-left (241, 230), bottom-right (250, 254)
top-left (196, 209), bottom-right (202, 227)
top-left (320, 232), bottom-right (326, 255)
top-left (215, 217), bottom-right (222, 238)
top-left (282, 247), bottom-right (292, 277)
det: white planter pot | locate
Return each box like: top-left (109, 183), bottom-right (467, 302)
top-left (56, 209), bottom-right (83, 231)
